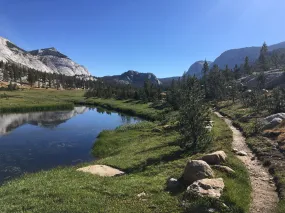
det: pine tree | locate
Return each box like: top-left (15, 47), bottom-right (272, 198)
top-left (259, 42), bottom-right (269, 71)
top-left (179, 76), bottom-right (212, 152)
top-left (244, 56), bottom-right (251, 75)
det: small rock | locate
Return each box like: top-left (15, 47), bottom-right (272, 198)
top-left (208, 208), bottom-right (216, 213)
top-left (183, 160), bottom-right (214, 185)
top-left (232, 148), bottom-right (238, 153)
top-left (166, 178), bottom-right (181, 191)
top-left (236, 151), bottom-right (248, 156)
top-left (137, 192), bottom-right (147, 198)
top-left (186, 178), bottom-right (225, 199)
top-left (212, 165), bottom-right (235, 174)
top-left (201, 151), bottom-right (227, 165)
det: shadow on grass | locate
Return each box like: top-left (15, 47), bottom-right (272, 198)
top-left (135, 140), bottom-right (180, 155)
top-left (124, 149), bottom-right (185, 174)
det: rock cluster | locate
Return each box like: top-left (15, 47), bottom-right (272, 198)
top-left (168, 150), bottom-right (233, 200)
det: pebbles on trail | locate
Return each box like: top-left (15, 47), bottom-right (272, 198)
top-left (215, 112), bottom-right (278, 213)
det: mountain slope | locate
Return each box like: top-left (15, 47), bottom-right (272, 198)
top-left (0, 37), bottom-right (90, 76)
top-left (102, 70), bottom-right (161, 87)
top-left (186, 60), bottom-right (212, 77)
top-left (212, 41), bottom-right (285, 69)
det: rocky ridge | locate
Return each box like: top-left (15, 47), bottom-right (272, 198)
top-left (0, 36), bottom-right (90, 76)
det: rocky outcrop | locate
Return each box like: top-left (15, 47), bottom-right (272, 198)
top-left (102, 70), bottom-right (161, 87)
top-left (186, 178), bottom-right (225, 199)
top-left (0, 36), bottom-right (90, 76)
top-left (240, 70), bottom-right (285, 89)
top-left (263, 113), bottom-right (285, 129)
top-left (211, 41), bottom-right (285, 69)
top-left (182, 160), bottom-right (214, 184)
top-left (201, 151), bottom-right (227, 165)
top-left (29, 48), bottom-right (90, 76)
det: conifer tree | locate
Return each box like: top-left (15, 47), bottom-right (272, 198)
top-left (179, 76), bottom-right (212, 152)
top-left (259, 42), bottom-right (269, 71)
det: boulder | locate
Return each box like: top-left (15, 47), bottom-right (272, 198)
top-left (183, 160), bottom-right (214, 184)
top-left (77, 165), bottom-right (125, 177)
top-left (212, 165), bottom-right (235, 174)
top-left (186, 178), bottom-right (225, 199)
top-left (263, 113), bottom-right (285, 129)
top-left (201, 151), bottom-right (227, 165)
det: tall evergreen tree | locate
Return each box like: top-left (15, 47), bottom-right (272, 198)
top-left (259, 42), bottom-right (269, 71)
top-left (244, 56), bottom-right (251, 75)
top-left (179, 76), bottom-right (211, 152)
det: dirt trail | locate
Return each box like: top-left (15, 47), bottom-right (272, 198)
top-left (215, 112), bottom-right (278, 213)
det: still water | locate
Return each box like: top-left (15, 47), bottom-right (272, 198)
top-left (0, 106), bottom-right (141, 184)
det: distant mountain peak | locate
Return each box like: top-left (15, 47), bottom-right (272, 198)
top-left (186, 60), bottom-right (213, 77)
top-left (0, 36), bottom-right (90, 76)
top-left (102, 71), bottom-right (161, 87)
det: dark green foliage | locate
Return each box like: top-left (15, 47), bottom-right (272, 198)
top-left (244, 56), bottom-right (251, 75)
top-left (84, 78), bottom-right (162, 102)
top-left (259, 42), bottom-right (269, 71)
top-left (178, 76), bottom-right (212, 152)
top-left (268, 87), bottom-right (285, 113)
top-left (0, 61), bottom-right (96, 90)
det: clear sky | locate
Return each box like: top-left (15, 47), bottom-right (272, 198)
top-left (1, 0), bottom-right (285, 77)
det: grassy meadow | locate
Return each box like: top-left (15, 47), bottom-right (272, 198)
top-left (0, 89), bottom-right (251, 212)
top-left (0, 89), bottom-right (84, 113)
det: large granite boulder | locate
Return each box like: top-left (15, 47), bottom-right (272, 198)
top-left (182, 160), bottom-right (214, 184)
top-left (186, 178), bottom-right (225, 199)
top-left (201, 151), bottom-right (227, 165)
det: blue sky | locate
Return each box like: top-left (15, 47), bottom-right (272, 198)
top-left (1, 0), bottom-right (285, 77)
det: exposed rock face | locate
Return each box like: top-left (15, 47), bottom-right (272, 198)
top-left (201, 151), bottom-right (227, 165)
top-left (186, 178), bottom-right (225, 199)
top-left (240, 70), bottom-right (285, 89)
top-left (186, 60), bottom-right (212, 77)
top-left (29, 48), bottom-right (90, 76)
top-left (0, 36), bottom-right (90, 76)
top-left (212, 41), bottom-right (285, 69)
top-left (263, 113), bottom-right (285, 129)
top-left (182, 160), bottom-right (214, 184)
top-left (158, 76), bottom-right (180, 87)
top-left (102, 70), bottom-right (161, 87)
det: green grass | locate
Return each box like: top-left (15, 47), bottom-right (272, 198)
top-left (0, 112), bottom-right (251, 213)
top-left (76, 98), bottom-right (163, 120)
top-left (0, 89), bottom-right (84, 112)
top-left (217, 101), bottom-right (285, 213)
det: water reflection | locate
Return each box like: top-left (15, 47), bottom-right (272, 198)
top-left (0, 107), bottom-right (88, 135)
top-left (0, 107), bottom-right (141, 184)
